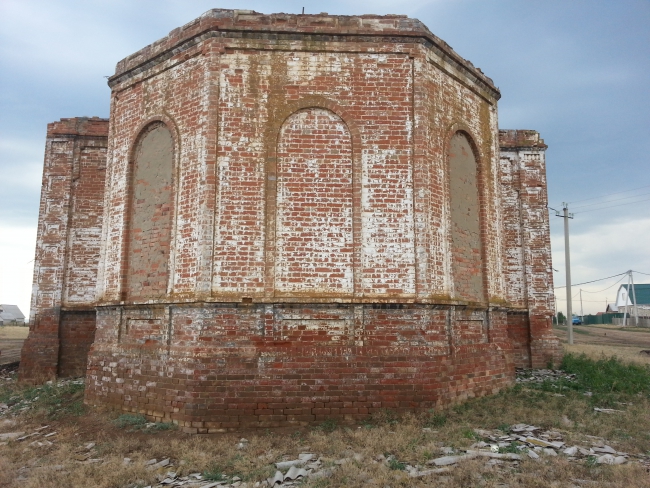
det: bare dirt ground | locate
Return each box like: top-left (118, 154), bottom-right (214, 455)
top-left (555, 323), bottom-right (650, 366)
top-left (0, 326), bottom-right (29, 365)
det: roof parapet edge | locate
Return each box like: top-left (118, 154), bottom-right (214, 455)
top-left (108, 9), bottom-right (499, 99)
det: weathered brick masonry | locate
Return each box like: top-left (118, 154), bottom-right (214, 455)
top-left (20, 117), bottom-right (108, 380)
top-left (499, 130), bottom-right (560, 368)
top-left (21, 10), bottom-right (561, 431)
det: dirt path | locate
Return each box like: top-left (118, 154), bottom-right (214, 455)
top-left (555, 323), bottom-right (650, 365)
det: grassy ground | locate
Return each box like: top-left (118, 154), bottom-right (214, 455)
top-left (0, 326), bottom-right (30, 340)
top-left (0, 325), bottom-right (29, 365)
top-left (1, 349), bottom-right (650, 487)
top-left (556, 323), bottom-right (650, 366)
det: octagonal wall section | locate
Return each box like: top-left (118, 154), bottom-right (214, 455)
top-left (83, 11), bottom-right (560, 427)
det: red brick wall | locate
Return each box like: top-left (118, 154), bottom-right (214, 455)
top-left (19, 117), bottom-right (107, 382)
top-left (64, 146), bottom-right (106, 303)
top-left (58, 311), bottom-right (97, 377)
top-left (81, 10), bottom-right (559, 425)
top-left (276, 108), bottom-right (354, 294)
top-left (86, 304), bottom-right (513, 432)
top-left (499, 130), bottom-right (561, 368)
top-left (22, 12), bottom-right (560, 424)
top-left (506, 312), bottom-right (531, 368)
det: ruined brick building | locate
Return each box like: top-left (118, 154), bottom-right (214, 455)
top-left (20, 10), bottom-right (560, 432)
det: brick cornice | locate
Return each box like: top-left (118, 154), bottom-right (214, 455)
top-left (108, 10), bottom-right (499, 100)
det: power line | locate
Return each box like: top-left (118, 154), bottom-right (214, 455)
top-left (556, 298), bottom-right (612, 303)
top-left (580, 274), bottom-right (627, 293)
top-left (571, 191), bottom-right (650, 210)
top-left (573, 197), bottom-right (650, 214)
top-left (554, 271), bottom-right (627, 289)
top-left (568, 184), bottom-right (650, 205)
top-left (633, 270), bottom-right (650, 277)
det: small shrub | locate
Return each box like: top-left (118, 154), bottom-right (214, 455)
top-left (112, 413), bottom-right (177, 431)
top-left (461, 427), bottom-right (480, 440)
top-left (113, 413), bottom-right (147, 429)
top-left (373, 408), bottom-right (399, 426)
top-left (203, 464), bottom-right (227, 481)
top-left (317, 418), bottom-right (337, 433)
top-left (425, 410), bottom-right (447, 428)
top-left (150, 421), bottom-right (177, 431)
top-left (387, 458), bottom-right (406, 471)
top-left (499, 442), bottom-right (521, 454)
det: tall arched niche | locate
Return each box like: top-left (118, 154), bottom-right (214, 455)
top-left (448, 131), bottom-right (485, 303)
top-left (274, 108), bottom-right (354, 295)
top-left (125, 122), bottom-right (174, 300)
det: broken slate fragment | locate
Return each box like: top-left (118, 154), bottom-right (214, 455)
top-left (275, 459), bottom-right (306, 469)
top-left (268, 470), bottom-right (284, 486)
top-left (525, 437), bottom-right (563, 449)
top-left (428, 454), bottom-right (477, 466)
top-left (146, 458), bottom-right (170, 470)
top-left (592, 445), bottom-right (617, 455)
top-left (597, 454), bottom-right (615, 464)
top-left (594, 407), bottom-right (623, 414)
top-left (0, 432), bottom-right (25, 441)
top-left (409, 467), bottom-right (452, 477)
top-left (284, 466), bottom-right (308, 481)
top-left (563, 446), bottom-right (578, 456)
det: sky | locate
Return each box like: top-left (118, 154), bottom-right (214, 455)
top-left (1, 0), bottom-right (649, 318)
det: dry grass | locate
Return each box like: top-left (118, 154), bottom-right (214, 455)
top-left (565, 343), bottom-right (650, 366)
top-left (2, 345), bottom-right (650, 487)
top-left (556, 323), bottom-right (650, 366)
top-left (2, 397), bottom-right (650, 488)
top-left (0, 326), bottom-right (29, 365)
top-left (0, 326), bottom-right (30, 340)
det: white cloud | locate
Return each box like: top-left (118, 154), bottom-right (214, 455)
top-left (0, 225), bottom-right (36, 319)
top-left (0, 138), bottom-right (44, 190)
top-left (551, 216), bottom-right (650, 316)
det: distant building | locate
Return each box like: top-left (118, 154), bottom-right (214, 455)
top-left (0, 304), bottom-right (26, 325)
top-left (615, 284), bottom-right (650, 317)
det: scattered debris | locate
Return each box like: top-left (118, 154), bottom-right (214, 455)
top-left (2, 365), bottom-right (649, 487)
top-left (594, 407), bottom-right (624, 414)
top-left (515, 368), bottom-right (576, 384)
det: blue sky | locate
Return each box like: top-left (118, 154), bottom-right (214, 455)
top-left (1, 0), bottom-right (649, 317)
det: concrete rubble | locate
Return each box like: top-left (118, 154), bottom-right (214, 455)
top-left (515, 367), bottom-right (577, 384)
top-left (417, 423), bottom-right (649, 474)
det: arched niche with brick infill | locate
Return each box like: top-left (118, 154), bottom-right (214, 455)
top-left (274, 107), bottom-right (354, 296)
top-left (448, 131), bottom-right (486, 303)
top-left (124, 122), bottom-right (175, 300)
